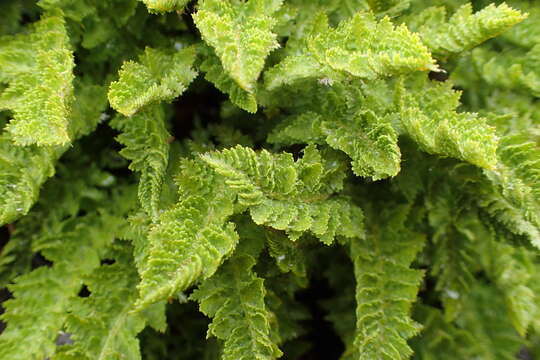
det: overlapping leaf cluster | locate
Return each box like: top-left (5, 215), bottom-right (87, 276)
top-left (0, 1), bottom-right (539, 359)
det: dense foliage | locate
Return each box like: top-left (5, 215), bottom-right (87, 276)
top-left (0, 0), bottom-right (539, 359)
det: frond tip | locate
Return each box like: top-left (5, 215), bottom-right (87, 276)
top-left (108, 46), bottom-right (197, 116)
top-left (191, 252), bottom-right (282, 360)
top-left (0, 12), bottom-right (74, 146)
top-left (415, 3), bottom-right (527, 57)
top-left (193, 0), bottom-right (283, 92)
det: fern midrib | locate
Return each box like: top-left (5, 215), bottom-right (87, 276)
top-left (230, 259), bottom-right (266, 356)
top-left (97, 300), bottom-right (132, 360)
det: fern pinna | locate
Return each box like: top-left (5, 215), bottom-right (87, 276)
top-left (0, 1), bottom-right (539, 359)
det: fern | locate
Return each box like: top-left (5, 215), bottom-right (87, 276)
top-left (200, 51), bottom-right (258, 113)
top-left (0, 180), bottom-right (135, 360)
top-left (411, 3), bottom-right (526, 58)
top-left (193, 0), bottom-right (283, 92)
top-left (134, 160), bottom-right (239, 310)
top-left (1, 1), bottom-right (539, 359)
top-left (480, 134), bottom-right (540, 248)
top-left (398, 74), bottom-right (498, 169)
top-left (139, 0), bottom-right (189, 13)
top-left (191, 246), bottom-right (282, 360)
top-left (265, 12), bottom-right (435, 90)
top-left (108, 46), bottom-right (197, 116)
top-left (269, 107), bottom-right (401, 180)
top-left (110, 105), bottom-right (170, 221)
top-left (0, 11), bottom-right (74, 146)
top-left (201, 145), bottom-right (364, 244)
top-left (55, 256), bottom-right (158, 360)
top-left (0, 81), bottom-right (107, 226)
top-left (349, 205), bottom-right (424, 359)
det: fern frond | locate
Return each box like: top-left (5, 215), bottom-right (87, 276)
top-left (0, 11), bottom-right (74, 146)
top-left (468, 47), bottom-right (540, 96)
top-left (0, 214), bottom-right (124, 360)
top-left (410, 305), bottom-right (476, 360)
top-left (265, 12), bottom-right (435, 90)
top-left (270, 109), bottom-right (400, 180)
top-left (200, 52), bottom-right (258, 113)
top-left (424, 175), bottom-right (480, 320)
top-left (366, 0), bottom-right (410, 15)
top-left (399, 74), bottom-right (498, 169)
top-left (0, 140), bottom-right (59, 225)
top-left (350, 205), bottom-right (424, 359)
top-left (54, 261), bottom-right (148, 360)
top-left (201, 145), bottom-right (364, 244)
top-left (0, 81), bottom-right (107, 226)
top-left (193, 0), bottom-right (283, 93)
top-left (480, 134), bottom-right (540, 248)
top-left (481, 239), bottom-right (536, 336)
top-left (457, 285), bottom-right (525, 359)
top-left (108, 46), bottom-right (197, 116)
top-left (413, 3), bottom-right (526, 58)
top-left (139, 0), bottom-right (189, 13)
top-left (191, 251), bottom-right (282, 360)
top-left (110, 105), bottom-right (170, 221)
top-left (135, 160), bottom-right (239, 310)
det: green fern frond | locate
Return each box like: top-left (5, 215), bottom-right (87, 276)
top-left (108, 46), bottom-right (197, 116)
top-left (424, 176), bottom-right (479, 320)
top-left (139, 0), bottom-right (189, 13)
top-left (480, 134), bottom-right (540, 248)
top-left (0, 80), bottom-right (107, 226)
top-left (468, 47), bottom-right (540, 96)
top-left (457, 285), bottom-right (525, 359)
top-left (481, 239), bottom-right (536, 336)
top-left (0, 141), bottom-right (60, 225)
top-left (110, 105), bottom-right (170, 221)
top-left (193, 0), bottom-right (283, 93)
top-left (0, 11), bottom-right (74, 146)
top-left (265, 12), bottom-right (435, 90)
top-left (350, 205), bottom-right (424, 360)
top-left (366, 0), bottom-right (410, 15)
top-left (399, 74), bottom-right (498, 169)
top-left (135, 160), bottom-right (239, 310)
top-left (0, 213), bottom-right (126, 360)
top-left (270, 109), bottom-right (400, 180)
top-left (413, 3), bottom-right (526, 58)
top-left (54, 261), bottom-right (148, 360)
top-left (200, 52), bottom-right (258, 113)
top-left (410, 305), bottom-right (476, 360)
top-left (201, 145), bottom-right (364, 244)
top-left (191, 250), bottom-right (282, 360)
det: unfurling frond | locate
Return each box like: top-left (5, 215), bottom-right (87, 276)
top-left (0, 11), bottom-right (74, 146)
top-left (191, 251), bottom-right (282, 360)
top-left (350, 205), bottom-right (424, 360)
top-left (108, 46), bottom-right (197, 116)
top-left (201, 145), bottom-right (364, 243)
top-left (111, 105), bottom-right (170, 221)
top-left (399, 74), bottom-right (498, 169)
top-left (265, 12), bottom-right (435, 90)
top-left (413, 3), bottom-right (526, 58)
top-left (193, 0), bottom-right (283, 92)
